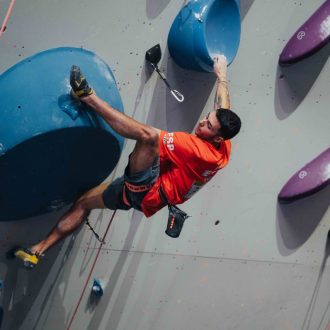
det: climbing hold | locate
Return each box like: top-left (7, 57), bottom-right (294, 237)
top-left (168, 0), bottom-right (241, 72)
top-left (92, 278), bottom-right (104, 297)
top-left (0, 47), bottom-right (124, 221)
top-left (278, 147), bottom-right (330, 203)
top-left (279, 1), bottom-right (330, 65)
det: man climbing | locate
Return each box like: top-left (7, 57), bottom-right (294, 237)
top-left (15, 55), bottom-right (241, 268)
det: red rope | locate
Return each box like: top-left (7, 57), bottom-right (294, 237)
top-left (66, 210), bottom-right (117, 330)
top-left (0, 0), bottom-right (16, 37)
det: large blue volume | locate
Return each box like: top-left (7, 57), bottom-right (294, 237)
top-left (0, 47), bottom-right (124, 221)
top-left (168, 0), bottom-right (241, 72)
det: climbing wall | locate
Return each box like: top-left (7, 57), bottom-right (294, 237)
top-left (0, 0), bottom-right (329, 329)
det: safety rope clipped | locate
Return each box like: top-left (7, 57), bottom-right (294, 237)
top-left (66, 210), bottom-right (117, 330)
top-left (85, 218), bottom-right (105, 244)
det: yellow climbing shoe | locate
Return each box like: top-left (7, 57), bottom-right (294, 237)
top-left (70, 65), bottom-right (94, 98)
top-left (14, 247), bottom-right (41, 269)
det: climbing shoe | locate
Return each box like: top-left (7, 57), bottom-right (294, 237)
top-left (70, 65), bottom-right (94, 98)
top-left (14, 247), bottom-right (42, 269)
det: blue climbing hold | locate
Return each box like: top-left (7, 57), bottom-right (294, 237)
top-left (92, 278), bottom-right (104, 297)
top-left (168, 0), bottom-right (241, 72)
top-left (0, 47), bottom-right (124, 221)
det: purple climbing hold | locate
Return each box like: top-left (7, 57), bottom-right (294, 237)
top-left (278, 147), bottom-right (330, 203)
top-left (279, 1), bottom-right (330, 65)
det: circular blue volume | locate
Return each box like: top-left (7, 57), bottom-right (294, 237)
top-left (0, 47), bottom-right (124, 221)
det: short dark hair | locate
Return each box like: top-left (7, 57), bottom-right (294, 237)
top-left (216, 108), bottom-right (241, 140)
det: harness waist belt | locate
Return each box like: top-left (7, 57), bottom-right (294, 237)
top-left (124, 181), bottom-right (152, 193)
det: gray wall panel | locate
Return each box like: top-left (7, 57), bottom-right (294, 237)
top-left (0, 0), bottom-right (329, 329)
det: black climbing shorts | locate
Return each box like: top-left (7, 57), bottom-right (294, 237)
top-left (102, 157), bottom-right (160, 211)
